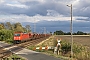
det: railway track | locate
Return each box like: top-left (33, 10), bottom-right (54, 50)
top-left (0, 36), bottom-right (50, 59)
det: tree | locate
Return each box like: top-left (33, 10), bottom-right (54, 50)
top-left (65, 32), bottom-right (71, 35)
top-left (54, 30), bottom-right (64, 35)
top-left (5, 22), bottom-right (14, 30)
top-left (0, 24), bottom-right (4, 30)
top-left (0, 29), bottom-right (13, 42)
top-left (25, 25), bottom-right (31, 33)
top-left (50, 32), bottom-right (52, 35)
top-left (14, 22), bottom-right (25, 32)
top-left (77, 31), bottom-right (84, 35)
top-left (0, 23), bottom-right (5, 29)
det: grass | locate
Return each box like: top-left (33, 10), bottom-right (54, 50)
top-left (55, 35), bottom-right (90, 60)
top-left (27, 35), bottom-right (90, 60)
top-left (27, 36), bottom-right (72, 60)
top-left (7, 54), bottom-right (26, 60)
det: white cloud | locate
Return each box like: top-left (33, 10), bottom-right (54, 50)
top-left (0, 0), bottom-right (5, 3)
top-left (0, 13), bottom-right (89, 23)
top-left (4, 0), bottom-right (28, 8)
top-left (18, 0), bottom-right (45, 3)
top-left (6, 4), bottom-right (28, 8)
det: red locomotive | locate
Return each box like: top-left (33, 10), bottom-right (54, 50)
top-left (14, 32), bottom-right (51, 44)
top-left (14, 32), bottom-right (30, 43)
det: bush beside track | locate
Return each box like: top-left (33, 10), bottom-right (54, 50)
top-left (0, 29), bottom-right (13, 44)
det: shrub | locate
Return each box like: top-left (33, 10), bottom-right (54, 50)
top-left (73, 44), bottom-right (90, 60)
top-left (0, 29), bottom-right (13, 43)
top-left (61, 41), bottom-right (71, 54)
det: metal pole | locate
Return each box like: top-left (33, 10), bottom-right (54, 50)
top-left (67, 4), bottom-right (73, 58)
top-left (34, 22), bottom-right (36, 33)
top-left (70, 4), bottom-right (73, 58)
top-left (44, 27), bottom-right (46, 37)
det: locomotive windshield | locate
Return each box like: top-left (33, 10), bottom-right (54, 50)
top-left (14, 34), bottom-right (20, 36)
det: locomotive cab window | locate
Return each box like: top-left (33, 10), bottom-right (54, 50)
top-left (14, 34), bottom-right (20, 36)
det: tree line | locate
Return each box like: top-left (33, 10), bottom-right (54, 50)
top-left (0, 22), bottom-right (31, 32)
top-left (0, 22), bottom-right (31, 43)
top-left (54, 30), bottom-right (90, 35)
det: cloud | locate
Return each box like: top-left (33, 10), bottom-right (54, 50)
top-left (73, 0), bottom-right (90, 17)
top-left (0, 0), bottom-right (90, 32)
top-left (6, 3), bottom-right (28, 8)
top-left (0, 13), bottom-right (89, 23)
top-left (0, 0), bottom-right (90, 17)
top-left (0, 0), bottom-right (90, 23)
top-left (0, 0), bottom-right (69, 16)
top-left (0, 0), bottom-right (5, 4)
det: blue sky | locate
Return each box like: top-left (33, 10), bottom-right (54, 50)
top-left (0, 0), bottom-right (90, 32)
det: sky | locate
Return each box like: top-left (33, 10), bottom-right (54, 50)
top-left (0, 0), bottom-right (90, 33)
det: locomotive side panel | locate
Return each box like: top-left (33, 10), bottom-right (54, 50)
top-left (21, 33), bottom-right (29, 41)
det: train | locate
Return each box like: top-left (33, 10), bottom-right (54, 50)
top-left (14, 32), bottom-right (51, 44)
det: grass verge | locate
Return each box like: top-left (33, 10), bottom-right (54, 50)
top-left (7, 54), bottom-right (26, 60)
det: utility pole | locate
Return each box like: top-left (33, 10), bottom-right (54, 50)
top-left (67, 4), bottom-right (73, 59)
top-left (34, 23), bottom-right (36, 33)
top-left (34, 19), bottom-right (36, 33)
top-left (44, 27), bottom-right (46, 37)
